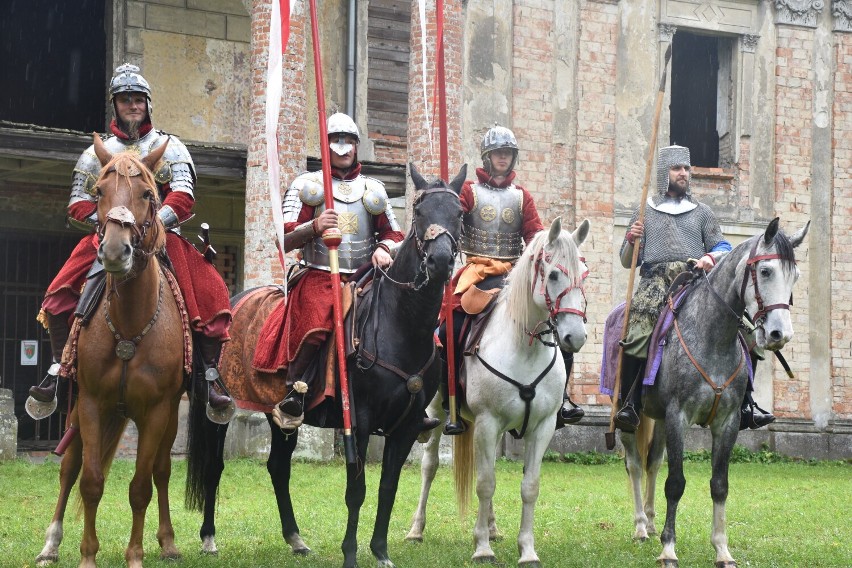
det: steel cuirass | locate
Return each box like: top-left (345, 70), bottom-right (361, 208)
top-left (460, 183), bottom-right (524, 260)
top-left (294, 173), bottom-right (397, 273)
top-left (69, 130), bottom-right (196, 231)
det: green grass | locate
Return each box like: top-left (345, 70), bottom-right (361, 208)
top-left (0, 452), bottom-right (849, 567)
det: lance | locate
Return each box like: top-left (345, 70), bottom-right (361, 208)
top-left (307, 0), bottom-right (357, 464)
top-left (433, 0), bottom-right (463, 434)
top-left (605, 45), bottom-right (672, 450)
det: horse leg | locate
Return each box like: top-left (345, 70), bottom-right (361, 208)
top-left (516, 422), bottom-right (554, 566)
top-left (77, 396), bottom-right (106, 568)
top-left (619, 430), bottom-right (649, 542)
top-left (264, 414), bottom-right (310, 555)
top-left (153, 399), bottom-right (182, 561)
top-left (370, 428), bottom-right (419, 567)
top-left (200, 421), bottom-right (227, 554)
top-left (658, 411), bottom-right (687, 567)
top-left (471, 417), bottom-right (500, 563)
top-left (36, 425), bottom-right (83, 566)
top-left (406, 395), bottom-right (444, 542)
top-left (709, 418), bottom-right (739, 567)
top-left (125, 404), bottom-right (172, 568)
top-left (644, 419), bottom-right (667, 536)
top-left (342, 427), bottom-right (371, 568)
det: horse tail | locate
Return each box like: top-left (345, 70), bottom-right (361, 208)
top-left (636, 414), bottom-right (654, 472)
top-left (452, 423), bottom-right (475, 519)
top-left (74, 415), bottom-right (128, 518)
top-left (184, 366), bottom-right (209, 512)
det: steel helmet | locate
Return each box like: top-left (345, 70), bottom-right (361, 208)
top-left (480, 124), bottom-right (518, 174)
top-left (109, 63), bottom-right (153, 119)
top-left (327, 113), bottom-right (360, 156)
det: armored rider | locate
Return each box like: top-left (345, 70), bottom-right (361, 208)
top-left (269, 112), bottom-right (431, 430)
top-left (29, 64), bottom-right (233, 412)
top-left (614, 145), bottom-right (775, 432)
top-left (441, 124), bottom-right (585, 435)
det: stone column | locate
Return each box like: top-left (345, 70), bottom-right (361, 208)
top-left (0, 389), bottom-right (17, 460)
top-left (771, 0), bottom-right (824, 419)
top-left (244, 0), bottom-right (307, 288)
top-left (572, 0), bottom-right (620, 401)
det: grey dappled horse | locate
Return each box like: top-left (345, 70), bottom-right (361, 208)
top-left (622, 217), bottom-right (809, 567)
top-left (407, 218), bottom-right (590, 566)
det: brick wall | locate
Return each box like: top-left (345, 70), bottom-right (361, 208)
top-left (772, 26), bottom-right (814, 419)
top-left (832, 35), bottom-right (852, 420)
top-left (243, 0), bottom-right (307, 288)
top-left (571, 0), bottom-right (619, 405)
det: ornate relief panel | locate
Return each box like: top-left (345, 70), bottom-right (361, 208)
top-left (774, 0), bottom-right (824, 28)
top-left (661, 0), bottom-right (759, 34)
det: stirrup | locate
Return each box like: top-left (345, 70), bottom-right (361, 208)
top-left (559, 397), bottom-right (585, 425)
top-left (614, 404), bottom-right (640, 433)
top-left (271, 382), bottom-right (308, 431)
top-left (203, 367), bottom-right (235, 424)
top-left (443, 418), bottom-right (467, 436)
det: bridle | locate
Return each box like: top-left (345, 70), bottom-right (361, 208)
top-left (739, 237), bottom-right (793, 326)
top-left (527, 249), bottom-right (589, 345)
top-left (376, 186), bottom-right (459, 291)
top-left (95, 158), bottom-right (159, 258)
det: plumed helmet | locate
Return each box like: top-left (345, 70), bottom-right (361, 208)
top-left (480, 124), bottom-right (518, 174)
top-left (109, 63), bottom-right (151, 100)
top-left (657, 145), bottom-right (691, 194)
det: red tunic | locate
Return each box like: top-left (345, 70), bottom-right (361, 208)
top-left (449, 167), bottom-right (544, 311)
top-left (251, 166), bottom-right (404, 372)
top-left (42, 122), bottom-right (232, 340)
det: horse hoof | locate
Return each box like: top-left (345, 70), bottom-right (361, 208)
top-left (200, 536), bottom-right (218, 555)
top-left (292, 546), bottom-right (311, 556)
top-left (35, 553), bottom-right (59, 567)
top-left (518, 561), bottom-right (542, 568)
top-left (159, 551), bottom-right (182, 561)
top-left (715, 562), bottom-right (737, 568)
top-left (377, 560), bottom-right (397, 568)
top-left (405, 534), bottom-right (423, 543)
top-left (472, 555), bottom-right (499, 565)
top-left (658, 560), bottom-right (678, 567)
top-left (634, 535), bottom-right (649, 543)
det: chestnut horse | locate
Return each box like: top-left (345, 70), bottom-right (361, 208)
top-left (36, 135), bottom-right (187, 568)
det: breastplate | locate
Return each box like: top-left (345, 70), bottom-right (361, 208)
top-left (302, 176), bottom-right (376, 273)
top-left (460, 183), bottom-right (524, 260)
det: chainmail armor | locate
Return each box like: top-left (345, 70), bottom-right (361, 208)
top-left (656, 145), bottom-right (691, 195)
top-left (620, 203), bottom-right (723, 268)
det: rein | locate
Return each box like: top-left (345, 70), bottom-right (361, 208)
top-left (528, 252), bottom-right (589, 343)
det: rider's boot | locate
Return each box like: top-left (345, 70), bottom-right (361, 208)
top-left (277, 342), bottom-right (321, 422)
top-left (557, 350), bottom-right (584, 427)
top-left (740, 354), bottom-right (775, 430)
top-left (614, 355), bottom-right (645, 433)
top-left (196, 334), bottom-right (232, 410)
top-left (29, 311), bottom-right (71, 402)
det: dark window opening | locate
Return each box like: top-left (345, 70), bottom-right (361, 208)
top-left (0, 0), bottom-right (107, 132)
top-left (670, 31), bottom-right (734, 168)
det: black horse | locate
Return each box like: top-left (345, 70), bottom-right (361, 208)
top-left (184, 163), bottom-right (465, 568)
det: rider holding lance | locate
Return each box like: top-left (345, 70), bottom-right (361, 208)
top-left (614, 144), bottom-right (775, 432)
top-left (441, 124), bottom-right (584, 434)
top-left (262, 113), bottom-right (433, 430)
top-left (29, 64), bottom-right (233, 413)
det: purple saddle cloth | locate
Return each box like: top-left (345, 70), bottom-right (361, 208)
top-left (600, 288), bottom-right (752, 395)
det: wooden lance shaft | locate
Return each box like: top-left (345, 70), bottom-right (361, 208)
top-left (605, 45), bottom-right (672, 451)
top-left (307, 0), bottom-right (356, 465)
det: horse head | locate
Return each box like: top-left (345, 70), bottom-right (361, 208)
top-left (509, 217), bottom-right (591, 352)
top-left (741, 217), bottom-right (810, 351)
top-left (92, 133), bottom-right (167, 275)
top-left (407, 163), bottom-right (465, 286)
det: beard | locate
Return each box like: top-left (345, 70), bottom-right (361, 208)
top-left (123, 118), bottom-right (143, 139)
top-left (668, 179), bottom-right (688, 197)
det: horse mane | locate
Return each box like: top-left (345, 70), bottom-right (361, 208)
top-left (96, 152), bottom-right (166, 252)
top-left (502, 227), bottom-right (582, 338)
top-left (770, 230), bottom-right (797, 274)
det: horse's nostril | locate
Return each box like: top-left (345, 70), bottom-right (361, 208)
top-left (769, 329), bottom-right (783, 341)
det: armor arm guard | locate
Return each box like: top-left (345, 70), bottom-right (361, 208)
top-left (620, 210), bottom-right (641, 268)
top-left (68, 211), bottom-right (98, 232)
top-left (282, 182), bottom-right (304, 223)
top-left (152, 134), bottom-right (196, 198)
top-left (157, 205), bottom-right (180, 230)
top-left (283, 221), bottom-right (316, 253)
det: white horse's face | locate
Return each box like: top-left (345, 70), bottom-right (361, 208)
top-left (545, 257), bottom-right (588, 353)
top-left (536, 218), bottom-right (591, 353)
top-left (742, 219), bottom-right (809, 352)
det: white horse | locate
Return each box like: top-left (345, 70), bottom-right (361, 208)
top-left (407, 217), bottom-right (590, 566)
